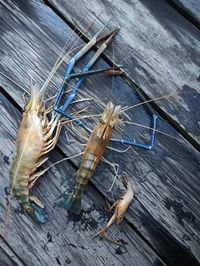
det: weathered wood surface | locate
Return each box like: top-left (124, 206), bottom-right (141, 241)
top-left (0, 92), bottom-right (163, 266)
top-left (0, 0), bottom-right (200, 265)
top-left (167, 0), bottom-right (200, 29)
top-left (47, 0), bottom-right (200, 146)
top-left (0, 239), bottom-right (25, 266)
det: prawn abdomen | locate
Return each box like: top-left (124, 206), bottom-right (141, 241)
top-left (76, 153), bottom-right (99, 188)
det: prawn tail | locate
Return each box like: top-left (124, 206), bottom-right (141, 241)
top-left (58, 191), bottom-right (82, 215)
top-left (22, 202), bottom-right (48, 223)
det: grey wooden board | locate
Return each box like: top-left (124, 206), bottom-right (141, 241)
top-left (0, 91), bottom-right (164, 266)
top-left (47, 0), bottom-right (200, 145)
top-left (0, 244), bottom-right (25, 266)
top-left (168, 0), bottom-right (200, 28)
top-left (0, 0), bottom-right (200, 265)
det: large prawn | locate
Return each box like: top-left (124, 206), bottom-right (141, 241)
top-left (59, 102), bottom-right (121, 214)
top-left (7, 83), bottom-right (64, 224)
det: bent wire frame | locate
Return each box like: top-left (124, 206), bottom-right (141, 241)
top-left (53, 25), bottom-right (157, 150)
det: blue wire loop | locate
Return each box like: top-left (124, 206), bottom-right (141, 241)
top-left (111, 114), bottom-right (157, 150)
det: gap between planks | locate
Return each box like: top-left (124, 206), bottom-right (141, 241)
top-left (165, 0), bottom-right (200, 31)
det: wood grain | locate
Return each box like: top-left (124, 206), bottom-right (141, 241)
top-left (0, 0), bottom-right (200, 265)
top-left (0, 242), bottom-right (25, 266)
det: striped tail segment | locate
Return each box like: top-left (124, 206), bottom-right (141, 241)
top-left (59, 154), bottom-right (99, 214)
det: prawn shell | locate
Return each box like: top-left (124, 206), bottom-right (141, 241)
top-left (76, 154), bottom-right (99, 187)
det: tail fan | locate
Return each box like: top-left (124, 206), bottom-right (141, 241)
top-left (29, 202), bottom-right (48, 223)
top-left (58, 192), bottom-right (81, 215)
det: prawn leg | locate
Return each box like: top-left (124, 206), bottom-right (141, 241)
top-left (108, 200), bottom-right (120, 211)
top-left (93, 206), bottom-right (123, 245)
top-left (54, 26), bottom-right (119, 129)
top-left (65, 65), bottom-right (122, 80)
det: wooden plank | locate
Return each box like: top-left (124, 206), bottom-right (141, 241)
top-left (166, 0), bottom-right (200, 29)
top-left (47, 0), bottom-right (200, 146)
top-left (0, 239), bottom-right (25, 266)
top-left (0, 91), bottom-right (165, 266)
top-left (0, 0), bottom-right (200, 265)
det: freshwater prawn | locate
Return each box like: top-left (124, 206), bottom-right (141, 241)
top-left (9, 83), bottom-right (64, 223)
top-left (93, 175), bottom-right (134, 245)
top-left (59, 102), bottom-right (121, 214)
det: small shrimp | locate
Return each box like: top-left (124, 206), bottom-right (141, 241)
top-left (8, 83), bottom-right (64, 223)
top-left (59, 102), bottom-right (121, 214)
top-left (93, 175), bottom-right (134, 245)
